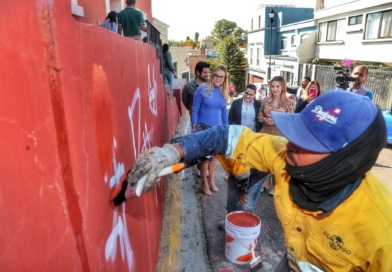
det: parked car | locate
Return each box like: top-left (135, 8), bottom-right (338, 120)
top-left (252, 83), bottom-right (269, 101)
top-left (383, 108), bottom-right (392, 144)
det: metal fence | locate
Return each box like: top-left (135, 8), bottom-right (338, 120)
top-left (145, 20), bottom-right (163, 74)
top-left (299, 64), bottom-right (392, 110)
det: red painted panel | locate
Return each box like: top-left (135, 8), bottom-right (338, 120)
top-left (173, 80), bottom-right (187, 116)
top-left (0, 0), bottom-right (179, 271)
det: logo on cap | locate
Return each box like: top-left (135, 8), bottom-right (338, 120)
top-left (311, 106), bottom-right (341, 124)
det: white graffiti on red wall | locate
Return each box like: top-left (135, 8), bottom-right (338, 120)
top-left (105, 80), bottom-right (156, 271)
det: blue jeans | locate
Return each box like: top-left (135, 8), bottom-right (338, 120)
top-left (164, 67), bottom-right (173, 95)
top-left (226, 171), bottom-right (269, 214)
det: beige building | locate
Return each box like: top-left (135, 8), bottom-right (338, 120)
top-left (153, 18), bottom-right (191, 81)
top-left (201, 39), bottom-right (213, 49)
top-left (152, 17), bottom-right (169, 45)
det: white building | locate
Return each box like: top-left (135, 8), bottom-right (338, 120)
top-left (314, 0), bottom-right (392, 66)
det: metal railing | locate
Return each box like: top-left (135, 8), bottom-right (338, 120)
top-left (145, 20), bottom-right (163, 74)
top-left (299, 64), bottom-right (392, 110)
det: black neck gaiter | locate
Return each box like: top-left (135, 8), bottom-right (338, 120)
top-left (286, 108), bottom-right (387, 211)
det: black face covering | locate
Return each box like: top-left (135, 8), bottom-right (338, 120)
top-left (286, 108), bottom-right (387, 211)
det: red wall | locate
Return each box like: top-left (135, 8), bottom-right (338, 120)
top-left (0, 0), bottom-right (178, 271)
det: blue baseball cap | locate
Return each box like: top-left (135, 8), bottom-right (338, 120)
top-left (271, 91), bottom-right (378, 153)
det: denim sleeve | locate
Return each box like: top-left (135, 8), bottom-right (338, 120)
top-left (178, 125), bottom-right (230, 161)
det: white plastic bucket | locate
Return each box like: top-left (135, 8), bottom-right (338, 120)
top-left (224, 211), bottom-right (261, 265)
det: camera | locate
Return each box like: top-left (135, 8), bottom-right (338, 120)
top-left (334, 66), bottom-right (356, 90)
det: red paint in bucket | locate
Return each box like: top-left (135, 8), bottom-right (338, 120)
top-left (227, 212), bottom-right (260, 228)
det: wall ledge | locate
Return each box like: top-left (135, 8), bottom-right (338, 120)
top-left (317, 41), bottom-right (344, 45)
top-left (362, 38), bottom-right (392, 43)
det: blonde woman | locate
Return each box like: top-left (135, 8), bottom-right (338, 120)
top-left (258, 76), bottom-right (294, 136)
top-left (258, 76), bottom-right (294, 196)
top-left (192, 65), bottom-right (229, 195)
top-left (295, 80), bottom-right (322, 113)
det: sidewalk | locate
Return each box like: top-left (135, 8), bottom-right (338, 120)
top-left (194, 162), bottom-right (286, 272)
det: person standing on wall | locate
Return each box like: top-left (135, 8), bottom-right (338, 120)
top-left (296, 76), bottom-right (311, 102)
top-left (192, 66), bottom-right (229, 195)
top-left (229, 82), bottom-right (235, 104)
top-left (182, 61), bottom-right (210, 123)
top-left (258, 76), bottom-right (294, 196)
top-left (117, 0), bottom-right (146, 42)
top-left (295, 80), bottom-right (323, 113)
top-left (100, 11), bottom-right (118, 33)
top-left (162, 44), bottom-right (176, 97)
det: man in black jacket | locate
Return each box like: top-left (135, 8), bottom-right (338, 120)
top-left (182, 62), bottom-right (210, 122)
top-left (228, 84), bottom-right (262, 132)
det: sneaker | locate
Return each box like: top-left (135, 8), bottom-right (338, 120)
top-left (224, 172), bottom-right (229, 181)
top-left (218, 220), bottom-right (225, 230)
top-left (260, 187), bottom-right (264, 193)
top-left (269, 187), bottom-right (275, 197)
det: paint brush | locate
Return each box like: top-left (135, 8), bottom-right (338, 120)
top-left (110, 163), bottom-right (186, 207)
top-left (249, 244), bottom-right (262, 272)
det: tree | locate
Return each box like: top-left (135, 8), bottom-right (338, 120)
top-left (168, 40), bottom-right (180, 47)
top-left (186, 36), bottom-right (190, 41)
top-left (205, 60), bottom-right (218, 73)
top-left (211, 19), bottom-right (237, 42)
top-left (233, 27), bottom-right (248, 47)
top-left (195, 32), bottom-right (199, 43)
top-left (218, 36), bottom-right (247, 92)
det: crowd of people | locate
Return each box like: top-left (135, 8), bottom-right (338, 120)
top-left (129, 58), bottom-right (391, 271)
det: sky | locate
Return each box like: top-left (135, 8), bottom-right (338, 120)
top-left (151, 0), bottom-right (315, 42)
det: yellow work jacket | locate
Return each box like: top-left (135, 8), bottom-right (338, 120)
top-left (215, 128), bottom-right (392, 272)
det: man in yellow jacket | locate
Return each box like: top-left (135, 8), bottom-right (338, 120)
top-left (128, 91), bottom-right (392, 272)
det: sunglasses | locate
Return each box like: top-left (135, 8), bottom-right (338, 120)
top-left (244, 92), bottom-right (254, 97)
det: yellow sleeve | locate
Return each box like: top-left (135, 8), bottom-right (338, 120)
top-left (214, 127), bottom-right (288, 179)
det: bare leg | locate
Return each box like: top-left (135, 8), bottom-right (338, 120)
top-left (200, 161), bottom-right (211, 195)
top-left (208, 160), bottom-right (219, 192)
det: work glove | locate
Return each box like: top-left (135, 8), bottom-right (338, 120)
top-left (127, 144), bottom-right (180, 192)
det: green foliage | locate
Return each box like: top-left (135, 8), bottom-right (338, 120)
top-left (218, 36), bottom-right (247, 92)
top-left (186, 36), bottom-right (190, 41)
top-left (205, 60), bottom-right (219, 73)
top-left (309, 56), bottom-right (321, 65)
top-left (168, 40), bottom-right (180, 47)
top-left (184, 39), bottom-right (198, 49)
top-left (211, 19), bottom-right (238, 42)
top-left (195, 32), bottom-right (199, 43)
top-left (233, 27), bottom-right (248, 47)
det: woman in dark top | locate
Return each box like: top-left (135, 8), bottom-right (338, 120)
top-left (295, 80), bottom-right (323, 113)
top-left (163, 44), bottom-right (176, 96)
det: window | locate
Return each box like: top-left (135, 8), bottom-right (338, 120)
top-left (291, 35), bottom-right (295, 46)
top-left (280, 37), bottom-right (287, 50)
top-left (251, 19), bottom-right (253, 30)
top-left (256, 48), bottom-right (260, 65)
top-left (259, 16), bottom-right (261, 28)
top-left (365, 10), bottom-right (392, 39)
top-left (250, 48), bottom-right (253, 65)
top-left (349, 15), bottom-right (363, 25)
top-left (300, 34), bottom-right (310, 44)
top-left (318, 19), bottom-right (345, 41)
